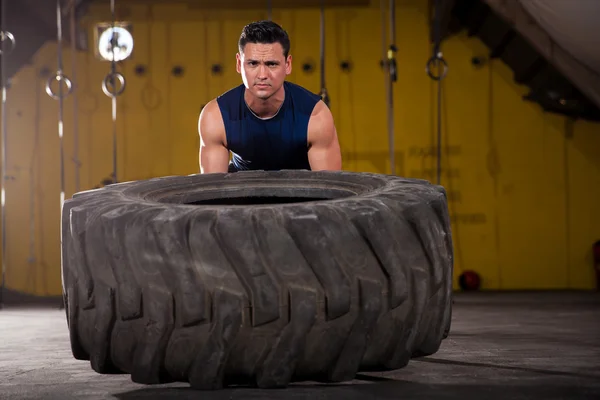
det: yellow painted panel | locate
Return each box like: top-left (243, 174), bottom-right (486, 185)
top-left (567, 120), bottom-right (600, 288)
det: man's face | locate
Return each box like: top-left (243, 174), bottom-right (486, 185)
top-left (236, 42), bottom-right (292, 100)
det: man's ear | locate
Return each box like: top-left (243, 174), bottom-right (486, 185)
top-left (286, 54), bottom-right (292, 75)
top-left (236, 52), bottom-right (242, 73)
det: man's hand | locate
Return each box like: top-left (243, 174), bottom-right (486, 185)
top-left (307, 100), bottom-right (342, 171)
top-left (198, 100), bottom-right (230, 173)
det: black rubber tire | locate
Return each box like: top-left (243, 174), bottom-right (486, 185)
top-left (61, 170), bottom-right (454, 389)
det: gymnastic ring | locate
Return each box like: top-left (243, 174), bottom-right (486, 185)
top-left (0, 31), bottom-right (15, 55)
top-left (426, 55), bottom-right (448, 81)
top-left (102, 72), bottom-right (126, 98)
top-left (45, 72), bottom-right (73, 100)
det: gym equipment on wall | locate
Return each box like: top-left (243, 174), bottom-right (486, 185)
top-left (0, 0), bottom-right (16, 309)
top-left (319, 0), bottom-right (329, 107)
top-left (101, 0), bottom-right (127, 184)
top-left (381, 0), bottom-right (397, 175)
top-left (426, 0), bottom-right (448, 185)
top-left (69, 2), bottom-right (81, 193)
top-left (45, 0), bottom-right (74, 211)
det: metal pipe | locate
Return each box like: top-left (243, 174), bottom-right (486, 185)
top-left (110, 0), bottom-right (118, 184)
top-left (45, 0), bottom-right (73, 208)
top-left (319, 0), bottom-right (329, 107)
top-left (434, 0), bottom-right (442, 185)
top-left (57, 0), bottom-right (66, 207)
top-left (425, 0), bottom-right (448, 185)
top-left (381, 0), bottom-right (396, 175)
top-left (70, 1), bottom-right (80, 193)
top-left (387, 0), bottom-right (396, 175)
top-left (0, 0), bottom-right (16, 309)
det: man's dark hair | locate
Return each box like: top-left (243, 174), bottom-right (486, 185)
top-left (238, 20), bottom-right (291, 58)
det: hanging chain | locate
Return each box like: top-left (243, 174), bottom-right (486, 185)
top-left (101, 0), bottom-right (126, 184)
top-left (387, 0), bottom-right (396, 175)
top-left (426, 0), bottom-right (447, 185)
top-left (387, 0), bottom-right (397, 83)
top-left (46, 0), bottom-right (74, 212)
top-left (319, 0), bottom-right (329, 107)
top-left (69, 1), bottom-right (81, 193)
top-left (426, 0), bottom-right (448, 81)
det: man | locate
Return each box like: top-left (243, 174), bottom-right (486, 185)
top-left (198, 20), bottom-right (342, 173)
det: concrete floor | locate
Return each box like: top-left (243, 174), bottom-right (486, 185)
top-left (1, 291), bottom-right (599, 400)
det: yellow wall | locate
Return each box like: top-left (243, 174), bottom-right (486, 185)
top-left (1, 0), bottom-right (599, 297)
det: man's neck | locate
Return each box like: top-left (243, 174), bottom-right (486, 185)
top-left (244, 85), bottom-right (285, 119)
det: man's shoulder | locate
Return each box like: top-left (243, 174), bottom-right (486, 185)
top-left (198, 99), bottom-right (226, 145)
top-left (285, 81), bottom-right (322, 102)
top-left (198, 99), bottom-right (223, 128)
top-left (284, 81), bottom-right (322, 116)
top-left (212, 84), bottom-right (246, 122)
top-left (217, 84), bottom-right (245, 103)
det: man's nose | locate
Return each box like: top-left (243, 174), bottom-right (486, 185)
top-left (257, 64), bottom-right (268, 78)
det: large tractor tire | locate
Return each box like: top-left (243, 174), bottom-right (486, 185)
top-left (61, 170), bottom-right (453, 389)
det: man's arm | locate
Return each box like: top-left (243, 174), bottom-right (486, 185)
top-left (198, 100), bottom-right (230, 173)
top-left (307, 100), bottom-right (342, 170)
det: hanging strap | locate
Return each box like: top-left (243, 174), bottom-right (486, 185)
top-left (426, 0), bottom-right (448, 185)
top-left (426, 0), bottom-right (448, 82)
top-left (46, 0), bottom-right (74, 210)
top-left (101, 0), bottom-right (126, 184)
top-left (387, 0), bottom-right (397, 174)
top-left (40, 0), bottom-right (74, 302)
top-left (69, 1), bottom-right (81, 193)
top-left (387, 0), bottom-right (397, 83)
top-left (381, 0), bottom-right (397, 175)
top-left (319, 0), bottom-right (329, 107)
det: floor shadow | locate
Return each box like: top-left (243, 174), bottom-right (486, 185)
top-left (0, 288), bottom-right (63, 308)
top-left (448, 331), bottom-right (600, 350)
top-left (452, 290), bottom-right (600, 305)
top-left (418, 358), bottom-right (600, 380)
top-left (113, 379), bottom-right (600, 400)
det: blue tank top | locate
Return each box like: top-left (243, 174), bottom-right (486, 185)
top-left (216, 81), bottom-right (322, 172)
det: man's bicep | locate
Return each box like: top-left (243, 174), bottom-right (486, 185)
top-left (198, 102), bottom-right (229, 174)
top-left (307, 134), bottom-right (342, 171)
top-left (307, 102), bottom-right (342, 171)
top-left (199, 138), bottom-right (229, 174)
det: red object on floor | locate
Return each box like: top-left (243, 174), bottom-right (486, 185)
top-left (459, 270), bottom-right (481, 291)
